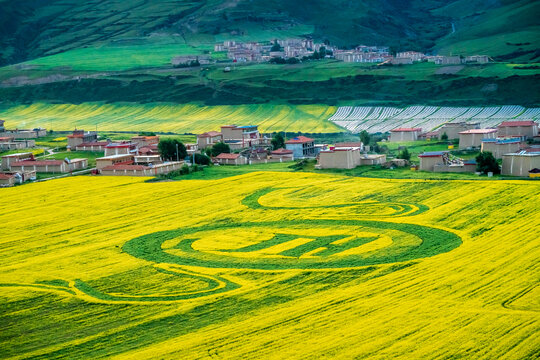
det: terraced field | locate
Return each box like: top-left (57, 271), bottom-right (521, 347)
top-left (0, 173), bottom-right (538, 359)
top-left (330, 105), bottom-right (540, 133)
top-left (0, 103), bottom-right (339, 133)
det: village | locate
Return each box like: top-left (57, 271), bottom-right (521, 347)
top-left (171, 37), bottom-right (491, 67)
top-left (1, 115), bottom-right (539, 187)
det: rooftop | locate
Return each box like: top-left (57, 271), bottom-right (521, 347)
top-left (77, 142), bottom-right (109, 147)
top-left (419, 151), bottom-right (449, 158)
top-left (498, 121), bottom-right (538, 127)
top-left (459, 129), bottom-right (497, 134)
top-left (102, 164), bottom-right (148, 171)
top-left (391, 128), bottom-right (422, 132)
top-left (198, 131), bottom-right (222, 138)
top-left (11, 160), bottom-right (64, 166)
top-left (215, 153), bottom-right (241, 159)
top-left (1, 152), bottom-right (33, 158)
top-left (96, 154), bottom-right (134, 160)
top-left (271, 148), bottom-right (293, 155)
top-left (285, 136), bottom-right (314, 144)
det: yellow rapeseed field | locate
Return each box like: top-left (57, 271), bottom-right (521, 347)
top-left (0, 172), bottom-right (538, 359)
top-left (0, 102), bottom-right (339, 133)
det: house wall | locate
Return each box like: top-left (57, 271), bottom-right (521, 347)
top-left (105, 147), bottom-right (130, 157)
top-left (68, 137), bottom-right (84, 148)
top-left (481, 141), bottom-right (521, 159)
top-left (390, 131), bottom-right (417, 142)
top-left (1, 153), bottom-right (33, 170)
top-left (459, 132), bottom-right (496, 148)
top-left (11, 163), bottom-right (67, 173)
top-left (0, 177), bottom-right (15, 187)
top-left (440, 123), bottom-right (479, 140)
top-left (76, 144), bottom-right (106, 151)
top-left (433, 164), bottom-right (476, 173)
top-left (419, 156), bottom-right (444, 171)
top-left (497, 125), bottom-right (538, 139)
top-left (318, 150), bottom-right (361, 169)
top-left (502, 155), bottom-right (540, 177)
top-left (96, 155), bottom-right (134, 169)
top-left (359, 155), bottom-right (386, 165)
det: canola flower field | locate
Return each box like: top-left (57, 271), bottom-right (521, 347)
top-left (0, 103), bottom-right (339, 134)
top-left (0, 172), bottom-right (539, 359)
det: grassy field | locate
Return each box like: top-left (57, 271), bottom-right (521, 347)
top-left (0, 102), bottom-right (340, 133)
top-left (0, 173), bottom-right (538, 358)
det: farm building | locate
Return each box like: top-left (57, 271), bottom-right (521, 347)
top-left (96, 154), bottom-right (135, 170)
top-left (389, 128), bottom-right (422, 142)
top-left (285, 136), bottom-right (315, 158)
top-left (0, 173), bottom-right (17, 187)
top-left (434, 159), bottom-right (477, 173)
top-left (334, 142), bottom-right (364, 151)
top-left (134, 155), bottom-right (162, 165)
top-left (458, 129), bottom-right (497, 148)
top-left (418, 151), bottom-right (450, 171)
top-left (67, 130), bottom-right (98, 149)
top-left (0, 129), bottom-right (47, 139)
top-left (130, 136), bottom-right (159, 147)
top-left (317, 146), bottom-right (385, 169)
top-left (497, 121), bottom-right (538, 139)
top-left (9, 158), bottom-right (87, 173)
top-left (464, 55), bottom-right (489, 64)
top-left (481, 138), bottom-right (522, 159)
top-left (0, 137), bottom-right (35, 151)
top-left (317, 147), bottom-right (362, 169)
top-left (270, 148), bottom-right (294, 161)
top-left (171, 55), bottom-right (210, 66)
top-left (221, 125), bottom-right (268, 149)
top-left (1, 152), bottom-right (34, 170)
top-left (76, 142), bottom-right (109, 151)
top-left (440, 122), bottom-right (480, 140)
top-left (359, 154), bottom-right (386, 165)
top-left (197, 131), bottom-right (223, 149)
top-left (502, 150), bottom-right (540, 177)
top-left (104, 142), bottom-right (136, 156)
top-left (435, 56), bottom-right (462, 65)
top-left (100, 162), bottom-right (183, 176)
top-left (0, 171), bottom-right (36, 187)
top-left (419, 131), bottom-right (439, 140)
top-left (138, 144), bottom-right (160, 156)
top-left (214, 153), bottom-right (248, 165)
top-left (396, 51), bottom-right (424, 61)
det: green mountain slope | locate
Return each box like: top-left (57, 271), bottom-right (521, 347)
top-left (1, 0), bottom-right (538, 67)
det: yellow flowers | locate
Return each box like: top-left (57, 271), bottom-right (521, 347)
top-left (0, 173), bottom-right (538, 359)
top-left (0, 102), bottom-right (339, 133)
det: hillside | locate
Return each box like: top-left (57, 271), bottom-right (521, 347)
top-left (1, 0), bottom-right (538, 66)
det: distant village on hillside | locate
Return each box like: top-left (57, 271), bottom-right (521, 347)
top-left (172, 37), bottom-right (491, 67)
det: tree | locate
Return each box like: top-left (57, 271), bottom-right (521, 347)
top-left (359, 130), bottom-right (370, 146)
top-left (476, 152), bottom-right (500, 174)
top-left (271, 40), bottom-right (282, 52)
top-left (193, 153), bottom-right (211, 165)
top-left (211, 142), bottom-right (231, 157)
top-left (441, 132), bottom-right (448, 141)
top-left (158, 139), bottom-right (187, 161)
top-left (397, 147), bottom-right (411, 161)
top-left (271, 133), bottom-right (285, 150)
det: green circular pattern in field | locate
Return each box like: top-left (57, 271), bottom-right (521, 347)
top-left (123, 219), bottom-right (461, 270)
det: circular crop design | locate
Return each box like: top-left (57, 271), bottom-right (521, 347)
top-left (123, 220), bottom-right (461, 270)
top-left (17, 187), bottom-right (461, 304)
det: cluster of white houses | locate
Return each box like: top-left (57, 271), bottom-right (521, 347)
top-left (413, 120), bottom-right (539, 177)
top-left (173, 38), bottom-right (491, 66)
top-left (0, 119), bottom-right (46, 151)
